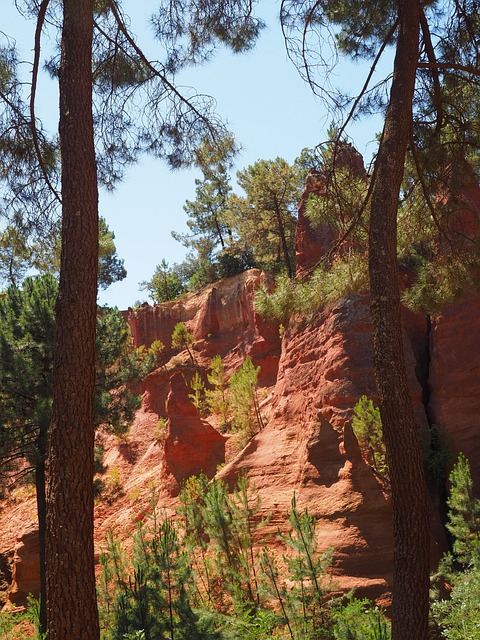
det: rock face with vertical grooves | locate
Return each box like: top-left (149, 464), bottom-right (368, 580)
top-left (1, 268), bottom-right (437, 609)
top-left (3, 159), bottom-right (480, 610)
top-left (429, 293), bottom-right (480, 488)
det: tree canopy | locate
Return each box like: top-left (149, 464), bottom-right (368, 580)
top-left (143, 153), bottom-right (304, 301)
top-left (1, 2), bottom-right (264, 637)
top-left (0, 272), bottom-right (157, 632)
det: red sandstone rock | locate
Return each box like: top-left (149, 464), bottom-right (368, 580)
top-left (429, 293), bottom-right (480, 488)
top-left (295, 142), bottom-right (366, 276)
top-left (0, 259), bottom-right (467, 611)
top-left (218, 292), bottom-right (435, 602)
top-left (2, 529), bottom-right (40, 610)
top-left (163, 372), bottom-right (227, 494)
top-left (0, 273), bottom-right (435, 609)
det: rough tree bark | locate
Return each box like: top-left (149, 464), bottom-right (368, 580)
top-left (45, 0), bottom-right (100, 637)
top-left (368, 1), bottom-right (430, 638)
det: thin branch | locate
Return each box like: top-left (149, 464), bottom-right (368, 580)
top-left (30, 0), bottom-right (61, 204)
top-left (328, 146), bottom-right (380, 256)
top-left (0, 464), bottom-right (35, 481)
top-left (417, 61), bottom-right (480, 75)
top-left (106, 0), bottom-right (218, 142)
top-left (302, 0), bottom-right (325, 96)
top-left (326, 20), bottom-right (398, 216)
top-left (302, 140), bottom-right (381, 279)
top-left (336, 19), bottom-right (398, 145)
top-left (419, 10), bottom-right (442, 133)
top-left (0, 88), bottom-right (28, 125)
top-left (409, 131), bottom-right (454, 251)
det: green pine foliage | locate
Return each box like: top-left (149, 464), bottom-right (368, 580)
top-left (0, 217), bottom-right (126, 292)
top-left (95, 307), bottom-right (155, 437)
top-left (255, 253), bottom-right (368, 324)
top-left (351, 396), bottom-right (389, 484)
top-left (0, 274), bottom-right (157, 489)
top-left (281, 494), bottom-right (336, 639)
top-left (177, 474), bottom-right (215, 607)
top-left (224, 158), bottom-right (302, 279)
top-left (199, 477), bottom-right (247, 610)
top-left (254, 274), bottom-right (299, 324)
top-left (228, 357), bottom-right (264, 447)
top-left (140, 259), bottom-right (186, 304)
top-left (189, 371), bottom-right (207, 416)
top-left (431, 568), bottom-right (480, 640)
top-left (332, 597), bottom-right (390, 640)
top-left (0, 273), bottom-right (57, 482)
top-left (401, 253), bottom-right (480, 315)
top-left (99, 496), bottom-right (217, 640)
top-left (445, 453), bottom-right (480, 567)
top-left (431, 454), bottom-right (480, 638)
top-left (169, 352), bottom-right (264, 445)
top-left (205, 355), bottom-right (230, 431)
top-left (171, 322), bottom-right (196, 365)
top-left (98, 475), bottom-right (391, 640)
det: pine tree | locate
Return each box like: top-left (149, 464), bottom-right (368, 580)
top-left (171, 322), bottom-right (196, 366)
top-left (225, 158), bottom-right (301, 278)
top-left (431, 455), bottom-right (480, 638)
top-left (229, 357), bottom-right (264, 445)
top-left (5, 2), bottom-right (263, 636)
top-left (0, 273), bottom-right (154, 634)
top-left (189, 371), bottom-right (207, 416)
top-left (351, 396), bottom-right (388, 482)
top-left (446, 454), bottom-right (480, 567)
top-left (100, 507), bottom-right (205, 640)
top-left (140, 259), bottom-right (186, 304)
top-left (177, 474), bottom-right (214, 607)
top-left (281, 494), bottom-right (335, 639)
top-left (206, 355), bottom-right (230, 431)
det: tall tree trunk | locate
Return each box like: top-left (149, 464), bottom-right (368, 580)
top-left (35, 426), bottom-right (47, 636)
top-left (368, 1), bottom-right (430, 639)
top-left (45, 0), bottom-right (100, 638)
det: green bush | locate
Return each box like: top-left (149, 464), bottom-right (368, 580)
top-left (351, 396), bottom-right (389, 484)
top-left (255, 254), bottom-right (368, 324)
top-left (430, 454), bottom-right (480, 639)
top-left (333, 597), bottom-right (390, 640)
top-left (229, 357), bottom-right (264, 447)
top-left (99, 477), bottom-right (390, 640)
top-left (171, 322), bottom-right (196, 365)
top-left (205, 355), bottom-right (230, 431)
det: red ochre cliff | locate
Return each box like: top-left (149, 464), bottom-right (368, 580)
top-left (2, 155), bottom-right (480, 611)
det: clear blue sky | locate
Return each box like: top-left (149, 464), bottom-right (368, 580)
top-left (5, 1), bottom-right (387, 310)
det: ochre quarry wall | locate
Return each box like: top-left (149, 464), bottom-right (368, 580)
top-left (3, 160), bottom-right (480, 610)
top-left (1, 268), bottom-right (451, 610)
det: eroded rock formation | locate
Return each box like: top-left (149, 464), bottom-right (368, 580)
top-left (429, 293), bottom-right (480, 488)
top-left (2, 529), bottom-right (40, 611)
top-left (295, 142), bottom-right (366, 276)
top-left (2, 155), bottom-right (480, 611)
top-left (163, 372), bottom-right (227, 492)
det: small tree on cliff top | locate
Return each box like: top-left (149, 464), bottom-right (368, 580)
top-left (225, 158), bottom-right (301, 278)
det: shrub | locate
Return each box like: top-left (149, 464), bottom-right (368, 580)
top-left (351, 396), bottom-right (389, 484)
top-left (171, 322), bottom-right (196, 365)
top-left (446, 453), bottom-right (480, 567)
top-left (332, 597), bottom-right (390, 639)
top-left (205, 355), bottom-right (230, 431)
top-left (431, 454), bottom-right (480, 639)
top-left (229, 357), bottom-right (264, 447)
